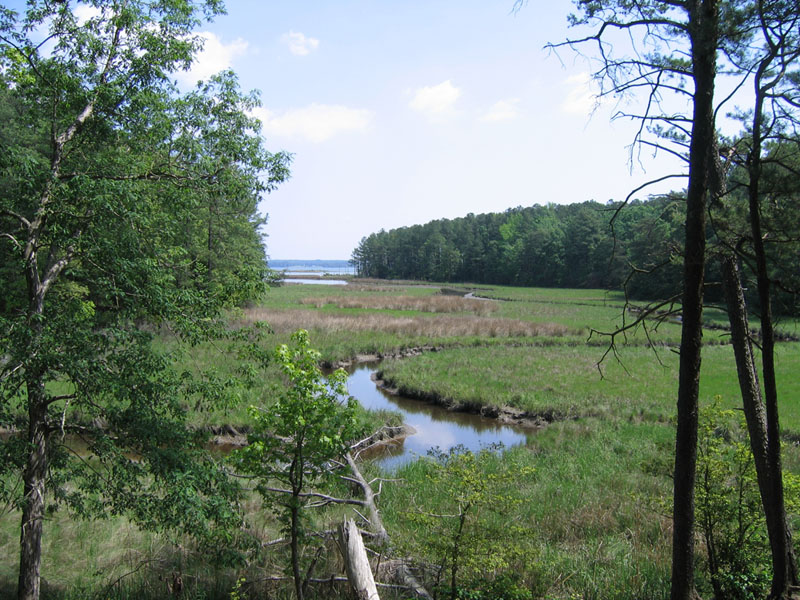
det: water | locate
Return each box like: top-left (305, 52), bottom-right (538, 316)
top-left (283, 278), bottom-right (348, 285)
top-left (275, 260), bottom-right (353, 285)
top-left (270, 260), bottom-right (354, 275)
top-left (345, 364), bottom-right (529, 470)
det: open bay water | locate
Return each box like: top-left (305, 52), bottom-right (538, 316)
top-left (270, 259), bottom-right (354, 276)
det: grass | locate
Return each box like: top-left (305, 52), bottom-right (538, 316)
top-left (375, 342), bottom-right (800, 425)
top-left (4, 279), bottom-right (800, 599)
top-left (298, 293), bottom-right (500, 315)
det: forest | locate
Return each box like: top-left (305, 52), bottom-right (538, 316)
top-left (350, 180), bottom-right (800, 317)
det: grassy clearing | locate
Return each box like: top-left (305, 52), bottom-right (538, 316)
top-left (376, 343), bottom-right (800, 425)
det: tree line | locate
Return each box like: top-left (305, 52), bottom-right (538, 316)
top-left (351, 175), bottom-right (800, 317)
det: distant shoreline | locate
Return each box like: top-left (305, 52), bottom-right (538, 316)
top-left (270, 259), bottom-right (351, 266)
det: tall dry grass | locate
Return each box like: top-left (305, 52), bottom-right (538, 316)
top-left (298, 294), bottom-right (498, 316)
top-left (240, 308), bottom-right (570, 338)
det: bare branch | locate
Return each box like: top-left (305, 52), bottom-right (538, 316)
top-left (259, 486), bottom-right (366, 507)
top-left (0, 209), bottom-right (31, 229)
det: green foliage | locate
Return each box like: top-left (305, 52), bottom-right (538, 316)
top-left (237, 330), bottom-right (357, 489)
top-left (405, 446), bottom-right (538, 600)
top-left (0, 1), bottom-right (289, 596)
top-left (234, 330), bottom-right (357, 596)
top-left (695, 400), bottom-right (770, 600)
top-left (350, 199), bottom-right (685, 298)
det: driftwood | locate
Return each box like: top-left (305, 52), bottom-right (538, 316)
top-left (340, 517), bottom-right (380, 600)
top-left (344, 452), bottom-right (389, 545)
top-left (343, 452), bottom-right (433, 600)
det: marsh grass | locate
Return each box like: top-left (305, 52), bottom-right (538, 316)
top-left (376, 343), bottom-right (800, 425)
top-left (298, 293), bottom-right (499, 315)
top-left (381, 424), bottom-right (675, 600)
top-left (239, 307), bottom-right (572, 339)
top-left (8, 279), bottom-right (800, 599)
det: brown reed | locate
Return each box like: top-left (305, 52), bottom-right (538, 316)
top-left (239, 308), bottom-right (570, 338)
top-left (297, 294), bottom-right (498, 317)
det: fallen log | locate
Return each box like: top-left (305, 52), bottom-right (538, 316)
top-left (343, 451), bottom-right (433, 600)
top-left (340, 517), bottom-right (380, 600)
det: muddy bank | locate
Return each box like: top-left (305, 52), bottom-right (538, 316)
top-left (321, 345), bottom-right (445, 370)
top-left (372, 371), bottom-right (564, 429)
top-left (324, 346), bottom-right (567, 430)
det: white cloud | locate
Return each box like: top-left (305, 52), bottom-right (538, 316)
top-left (74, 3), bottom-right (102, 26)
top-left (177, 32), bottom-right (249, 86)
top-left (409, 80), bottom-right (461, 119)
top-left (561, 72), bottom-right (597, 115)
top-left (481, 98), bottom-right (521, 122)
top-left (253, 104), bottom-right (373, 143)
top-left (282, 31), bottom-right (320, 56)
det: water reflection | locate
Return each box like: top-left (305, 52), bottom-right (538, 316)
top-left (345, 364), bottom-right (528, 470)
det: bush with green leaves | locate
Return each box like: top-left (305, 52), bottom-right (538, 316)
top-left (695, 400), bottom-right (772, 600)
top-left (404, 446), bottom-right (538, 600)
top-left (234, 330), bottom-right (357, 600)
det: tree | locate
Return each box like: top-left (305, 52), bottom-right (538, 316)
top-left (170, 71), bottom-right (290, 305)
top-left (407, 447), bottom-right (536, 600)
top-left (235, 330), bottom-right (358, 600)
top-left (528, 1), bottom-right (725, 597)
top-left (728, 5), bottom-right (800, 594)
top-left (538, 2), bottom-right (800, 597)
top-left (0, 3), bottom-right (289, 599)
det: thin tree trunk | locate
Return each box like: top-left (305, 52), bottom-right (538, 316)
top-left (17, 380), bottom-right (49, 600)
top-left (720, 256), bottom-right (793, 594)
top-left (449, 511), bottom-right (467, 600)
top-left (671, 4), bottom-right (718, 599)
top-left (290, 500), bottom-right (303, 600)
top-left (746, 73), bottom-right (798, 595)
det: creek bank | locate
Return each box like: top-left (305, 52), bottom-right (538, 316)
top-left (373, 372), bottom-right (565, 429)
top-left (321, 345), bottom-right (445, 370)
top-left (325, 346), bottom-right (568, 430)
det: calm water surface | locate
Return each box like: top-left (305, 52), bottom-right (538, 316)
top-left (345, 363), bottom-right (528, 470)
top-left (283, 278), bottom-right (348, 285)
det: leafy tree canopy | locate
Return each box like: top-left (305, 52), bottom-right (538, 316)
top-left (0, 2), bottom-right (289, 598)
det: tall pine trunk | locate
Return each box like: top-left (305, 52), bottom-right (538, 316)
top-left (671, 3), bottom-right (719, 599)
top-left (746, 61), bottom-right (798, 595)
top-left (720, 256), bottom-right (795, 597)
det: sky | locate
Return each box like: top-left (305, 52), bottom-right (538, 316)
top-left (16, 0), bottom-right (697, 260)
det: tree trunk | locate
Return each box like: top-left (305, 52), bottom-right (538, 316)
top-left (17, 380), bottom-right (49, 600)
top-left (671, 4), bottom-right (719, 599)
top-left (344, 452), bottom-right (432, 600)
top-left (290, 500), bottom-right (303, 600)
top-left (746, 77), bottom-right (798, 595)
top-left (339, 518), bottom-right (380, 600)
top-left (720, 256), bottom-right (794, 597)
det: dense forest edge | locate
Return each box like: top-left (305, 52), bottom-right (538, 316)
top-left (350, 180), bottom-right (800, 318)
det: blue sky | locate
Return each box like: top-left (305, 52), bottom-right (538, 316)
top-left (178, 1), bottom-right (694, 260)
top-left (17, 0), bottom-right (693, 260)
